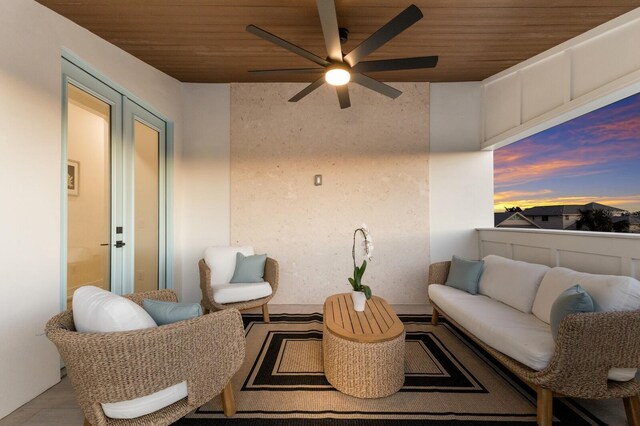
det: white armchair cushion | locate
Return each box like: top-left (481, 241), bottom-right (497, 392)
top-left (72, 286), bottom-right (156, 333)
top-left (212, 281), bottom-right (273, 304)
top-left (102, 382), bottom-right (188, 419)
top-left (204, 246), bottom-right (254, 284)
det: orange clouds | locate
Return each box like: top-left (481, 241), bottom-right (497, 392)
top-left (494, 194), bottom-right (640, 212)
top-left (494, 158), bottom-right (600, 187)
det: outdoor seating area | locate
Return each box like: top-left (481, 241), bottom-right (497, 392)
top-left (2, 1), bottom-right (640, 426)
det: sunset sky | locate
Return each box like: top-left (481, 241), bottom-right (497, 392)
top-left (494, 92), bottom-right (640, 213)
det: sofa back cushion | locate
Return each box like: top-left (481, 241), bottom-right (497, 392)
top-left (204, 246), bottom-right (255, 285)
top-left (532, 267), bottom-right (640, 324)
top-left (478, 255), bottom-right (550, 313)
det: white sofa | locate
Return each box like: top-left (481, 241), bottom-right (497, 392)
top-left (428, 255), bottom-right (640, 426)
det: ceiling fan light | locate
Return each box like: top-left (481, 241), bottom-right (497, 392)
top-left (325, 68), bottom-right (350, 86)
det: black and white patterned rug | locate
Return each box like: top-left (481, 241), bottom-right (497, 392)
top-left (176, 314), bottom-right (605, 425)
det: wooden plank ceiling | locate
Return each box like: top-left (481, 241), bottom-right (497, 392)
top-left (36, 0), bottom-right (640, 83)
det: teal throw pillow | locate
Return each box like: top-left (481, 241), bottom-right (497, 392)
top-left (445, 255), bottom-right (484, 295)
top-left (230, 252), bottom-right (267, 283)
top-left (142, 299), bottom-right (202, 326)
top-left (550, 284), bottom-right (594, 340)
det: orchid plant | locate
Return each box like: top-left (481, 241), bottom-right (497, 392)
top-left (348, 224), bottom-right (374, 299)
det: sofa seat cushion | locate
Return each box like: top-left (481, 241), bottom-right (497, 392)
top-left (204, 246), bottom-right (254, 285)
top-left (532, 267), bottom-right (640, 324)
top-left (478, 255), bottom-right (549, 313)
top-left (211, 281), bottom-right (273, 304)
top-left (102, 381), bottom-right (188, 419)
top-left (429, 284), bottom-right (635, 382)
top-left (430, 284), bottom-right (554, 371)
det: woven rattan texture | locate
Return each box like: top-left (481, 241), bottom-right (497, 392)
top-left (46, 289), bottom-right (246, 426)
top-left (427, 261), bottom-right (640, 399)
top-left (323, 324), bottom-right (405, 398)
top-left (198, 257), bottom-right (279, 312)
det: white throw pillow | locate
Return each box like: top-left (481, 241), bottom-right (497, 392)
top-left (204, 246), bottom-right (254, 284)
top-left (72, 286), bottom-right (157, 333)
top-left (532, 267), bottom-right (640, 324)
top-left (478, 255), bottom-right (550, 313)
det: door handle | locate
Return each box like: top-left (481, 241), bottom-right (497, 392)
top-left (100, 243), bottom-right (109, 246)
top-left (115, 241), bottom-right (126, 248)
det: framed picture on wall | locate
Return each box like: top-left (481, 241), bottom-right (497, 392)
top-left (68, 160), bottom-right (79, 196)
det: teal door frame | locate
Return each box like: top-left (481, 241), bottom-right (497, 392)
top-left (61, 55), bottom-right (173, 310)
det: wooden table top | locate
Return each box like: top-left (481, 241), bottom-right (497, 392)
top-left (323, 293), bottom-right (404, 343)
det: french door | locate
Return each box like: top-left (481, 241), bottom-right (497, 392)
top-left (62, 59), bottom-right (168, 308)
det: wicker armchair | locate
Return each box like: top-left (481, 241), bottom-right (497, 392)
top-left (428, 261), bottom-right (640, 426)
top-left (45, 289), bottom-right (245, 426)
top-left (199, 256), bottom-right (279, 322)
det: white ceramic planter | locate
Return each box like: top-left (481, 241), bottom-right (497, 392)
top-left (351, 290), bottom-right (367, 312)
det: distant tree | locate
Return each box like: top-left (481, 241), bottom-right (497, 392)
top-left (576, 209), bottom-right (613, 232)
top-left (633, 211), bottom-right (640, 216)
top-left (613, 219), bottom-right (630, 233)
top-left (504, 206), bottom-right (522, 212)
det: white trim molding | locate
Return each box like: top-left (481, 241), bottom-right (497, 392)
top-left (478, 228), bottom-right (640, 279)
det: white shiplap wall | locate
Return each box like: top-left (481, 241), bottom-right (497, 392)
top-left (481, 8), bottom-right (640, 150)
top-left (478, 228), bottom-right (640, 279)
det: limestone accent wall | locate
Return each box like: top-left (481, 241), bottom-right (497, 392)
top-left (230, 83), bottom-right (429, 304)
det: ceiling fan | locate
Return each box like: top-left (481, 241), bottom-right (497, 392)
top-left (246, 1), bottom-right (438, 109)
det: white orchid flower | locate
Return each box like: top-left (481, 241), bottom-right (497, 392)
top-left (350, 224), bottom-right (374, 295)
top-left (361, 239), bottom-right (374, 260)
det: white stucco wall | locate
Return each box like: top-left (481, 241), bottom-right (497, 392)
top-left (179, 83), bottom-right (231, 303)
top-left (0, 0), bottom-right (183, 418)
top-left (429, 82), bottom-right (494, 262)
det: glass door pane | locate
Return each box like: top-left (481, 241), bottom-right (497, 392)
top-left (133, 120), bottom-right (160, 292)
top-left (66, 83), bottom-right (111, 307)
top-left (63, 59), bottom-right (169, 307)
top-left (123, 98), bottom-right (167, 294)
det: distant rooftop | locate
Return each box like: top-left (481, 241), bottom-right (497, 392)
top-left (494, 212), bottom-right (540, 228)
top-left (522, 202), bottom-right (625, 216)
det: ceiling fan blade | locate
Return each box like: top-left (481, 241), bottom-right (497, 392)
top-left (289, 78), bottom-right (325, 102)
top-left (316, 0), bottom-right (343, 62)
top-left (343, 5), bottom-right (423, 67)
top-left (336, 85), bottom-right (351, 109)
top-left (351, 73), bottom-right (402, 99)
top-left (246, 25), bottom-right (330, 67)
top-left (249, 68), bottom-right (326, 75)
top-left (353, 56), bottom-right (438, 73)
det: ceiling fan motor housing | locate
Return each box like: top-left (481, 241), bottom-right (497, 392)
top-left (339, 27), bottom-right (349, 44)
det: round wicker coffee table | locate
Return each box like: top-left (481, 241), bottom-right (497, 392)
top-left (323, 293), bottom-right (405, 398)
